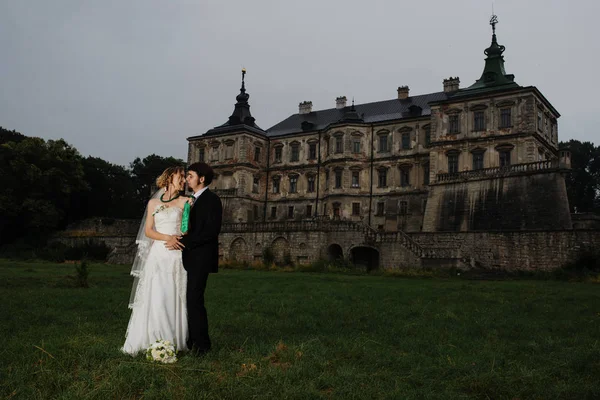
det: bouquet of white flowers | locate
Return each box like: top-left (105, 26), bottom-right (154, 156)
top-left (146, 340), bottom-right (177, 364)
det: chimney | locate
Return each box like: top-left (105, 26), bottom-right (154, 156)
top-left (336, 96), bottom-right (347, 109)
top-left (397, 86), bottom-right (409, 99)
top-left (299, 101), bottom-right (312, 114)
top-left (443, 77), bottom-right (460, 93)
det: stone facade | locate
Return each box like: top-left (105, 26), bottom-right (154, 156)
top-left (53, 19), bottom-right (600, 272)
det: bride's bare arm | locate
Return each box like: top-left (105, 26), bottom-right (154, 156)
top-left (143, 200), bottom-right (176, 242)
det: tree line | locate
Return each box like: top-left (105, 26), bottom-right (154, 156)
top-left (1, 127), bottom-right (599, 247)
top-left (0, 127), bottom-right (185, 245)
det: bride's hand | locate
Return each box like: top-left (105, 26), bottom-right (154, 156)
top-left (165, 235), bottom-right (184, 250)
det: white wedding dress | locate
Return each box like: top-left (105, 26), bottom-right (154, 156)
top-left (122, 205), bottom-right (188, 355)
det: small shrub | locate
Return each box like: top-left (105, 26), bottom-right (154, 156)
top-left (74, 259), bottom-right (90, 288)
top-left (282, 253), bottom-right (293, 267)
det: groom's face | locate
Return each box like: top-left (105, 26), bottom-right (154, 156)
top-left (186, 171), bottom-right (204, 192)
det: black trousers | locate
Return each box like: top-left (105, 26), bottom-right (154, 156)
top-left (186, 269), bottom-right (211, 350)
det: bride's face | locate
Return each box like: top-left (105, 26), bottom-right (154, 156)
top-left (170, 172), bottom-right (185, 191)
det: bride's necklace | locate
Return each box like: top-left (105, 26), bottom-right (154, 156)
top-left (160, 191), bottom-right (180, 203)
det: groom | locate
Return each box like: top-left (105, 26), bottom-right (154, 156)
top-left (166, 162), bottom-right (222, 355)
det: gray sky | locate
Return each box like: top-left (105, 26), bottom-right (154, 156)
top-left (1, 0), bottom-right (598, 166)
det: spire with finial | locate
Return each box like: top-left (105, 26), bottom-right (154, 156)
top-left (204, 68), bottom-right (265, 135)
top-left (464, 14), bottom-right (519, 91)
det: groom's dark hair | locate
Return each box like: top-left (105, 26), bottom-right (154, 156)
top-left (188, 162), bottom-right (214, 186)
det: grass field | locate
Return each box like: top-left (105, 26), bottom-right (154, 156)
top-left (1, 260), bottom-right (599, 399)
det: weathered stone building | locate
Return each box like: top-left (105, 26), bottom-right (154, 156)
top-left (188, 18), bottom-right (571, 234)
top-left (59, 18), bottom-right (598, 270)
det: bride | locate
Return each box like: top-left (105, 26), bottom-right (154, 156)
top-left (122, 166), bottom-right (191, 355)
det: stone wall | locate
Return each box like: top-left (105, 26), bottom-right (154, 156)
top-left (410, 230), bottom-right (600, 270)
top-left (423, 163), bottom-right (572, 231)
top-left (53, 218), bottom-right (600, 272)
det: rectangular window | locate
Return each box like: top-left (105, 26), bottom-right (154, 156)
top-left (537, 111), bottom-right (543, 131)
top-left (424, 127), bottom-right (431, 147)
top-left (448, 154), bottom-right (459, 174)
top-left (253, 205), bottom-right (259, 221)
top-left (499, 150), bottom-right (511, 167)
top-left (307, 175), bottom-right (315, 193)
top-left (210, 146), bottom-right (219, 161)
top-left (308, 143), bottom-right (317, 160)
top-left (333, 204), bottom-right (340, 218)
top-left (289, 176), bottom-right (298, 193)
top-left (352, 202), bottom-right (360, 216)
top-left (252, 177), bottom-right (259, 193)
top-left (423, 163), bottom-right (430, 185)
top-left (379, 135), bottom-right (388, 152)
top-left (272, 177), bottom-right (280, 194)
top-left (499, 108), bottom-right (511, 128)
top-left (198, 148), bottom-right (205, 162)
top-left (401, 133), bottom-right (410, 150)
top-left (378, 169), bottom-right (387, 187)
top-left (254, 147), bottom-right (261, 162)
top-left (270, 206), bottom-right (277, 219)
top-left (334, 170), bottom-right (342, 189)
top-left (225, 144), bottom-right (234, 159)
top-left (449, 115), bottom-right (460, 134)
top-left (288, 206), bottom-right (294, 219)
top-left (325, 170), bottom-right (329, 189)
top-left (274, 147), bottom-right (282, 163)
top-left (399, 201), bottom-right (408, 215)
top-left (335, 136), bottom-right (343, 153)
top-left (400, 168), bottom-right (410, 187)
top-left (376, 202), bottom-right (384, 216)
top-left (472, 152), bottom-right (484, 170)
top-left (352, 140), bottom-right (360, 153)
top-left (291, 144), bottom-right (299, 162)
top-left (306, 204), bottom-right (312, 217)
top-left (351, 171), bottom-right (359, 188)
top-left (474, 111), bottom-right (485, 131)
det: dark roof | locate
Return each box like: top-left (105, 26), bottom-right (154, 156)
top-left (266, 91), bottom-right (449, 137)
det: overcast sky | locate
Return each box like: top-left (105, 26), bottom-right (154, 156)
top-left (1, 0), bottom-right (598, 166)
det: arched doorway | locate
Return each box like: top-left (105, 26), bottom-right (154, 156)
top-left (350, 246), bottom-right (380, 271)
top-left (327, 244), bottom-right (344, 261)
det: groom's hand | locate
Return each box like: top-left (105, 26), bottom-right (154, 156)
top-left (165, 235), bottom-right (184, 251)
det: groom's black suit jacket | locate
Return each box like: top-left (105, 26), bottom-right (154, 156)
top-left (180, 188), bottom-right (222, 274)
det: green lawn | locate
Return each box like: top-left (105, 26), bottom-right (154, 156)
top-left (1, 260), bottom-right (599, 399)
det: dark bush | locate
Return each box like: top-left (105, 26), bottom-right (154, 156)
top-left (64, 240), bottom-right (111, 261)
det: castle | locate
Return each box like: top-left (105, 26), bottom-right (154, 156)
top-left (73, 17), bottom-right (598, 270)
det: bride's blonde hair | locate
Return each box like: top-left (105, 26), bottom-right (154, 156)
top-left (156, 166), bottom-right (185, 189)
